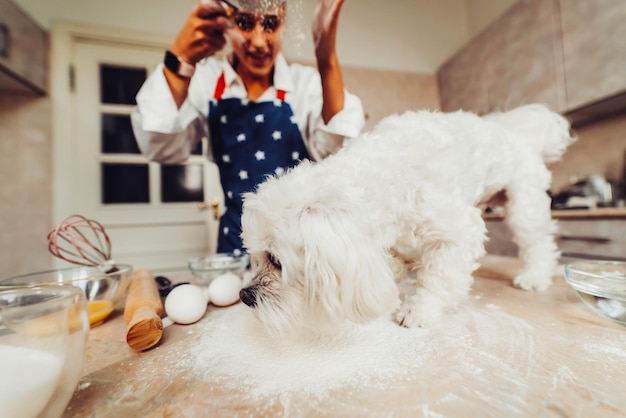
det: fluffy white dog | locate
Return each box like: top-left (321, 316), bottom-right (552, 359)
top-left (239, 104), bottom-right (575, 334)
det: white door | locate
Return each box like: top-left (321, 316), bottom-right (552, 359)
top-left (64, 39), bottom-right (222, 272)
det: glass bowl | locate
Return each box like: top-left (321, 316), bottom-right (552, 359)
top-left (0, 264), bottom-right (132, 326)
top-left (563, 260), bottom-right (626, 326)
top-left (188, 253), bottom-right (249, 286)
top-left (0, 284), bottom-right (89, 418)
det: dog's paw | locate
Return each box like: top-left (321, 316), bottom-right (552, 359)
top-left (513, 272), bottom-right (552, 291)
top-left (394, 291), bottom-right (444, 328)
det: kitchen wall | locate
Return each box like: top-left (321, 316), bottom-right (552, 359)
top-left (0, 94), bottom-right (53, 275)
top-left (552, 113), bottom-right (626, 195)
top-left (12, 0), bottom-right (516, 74)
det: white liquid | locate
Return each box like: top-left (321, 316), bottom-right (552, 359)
top-left (0, 345), bottom-right (63, 418)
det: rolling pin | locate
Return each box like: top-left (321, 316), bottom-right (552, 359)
top-left (124, 269), bottom-right (164, 351)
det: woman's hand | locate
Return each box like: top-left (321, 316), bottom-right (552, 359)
top-left (312, 0), bottom-right (345, 67)
top-left (171, 0), bottom-right (233, 65)
top-left (165, 1), bottom-right (233, 108)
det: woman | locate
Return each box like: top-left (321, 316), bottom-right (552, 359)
top-left (132, 0), bottom-right (364, 254)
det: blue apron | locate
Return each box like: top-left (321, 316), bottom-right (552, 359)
top-left (208, 72), bottom-right (310, 254)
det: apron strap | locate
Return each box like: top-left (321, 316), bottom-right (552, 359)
top-left (213, 71), bottom-right (287, 101)
top-left (213, 72), bottom-right (227, 100)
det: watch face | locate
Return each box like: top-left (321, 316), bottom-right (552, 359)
top-left (164, 50), bottom-right (180, 74)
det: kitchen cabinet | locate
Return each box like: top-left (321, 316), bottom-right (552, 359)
top-left (438, 32), bottom-right (491, 115)
top-left (439, 0), bottom-right (565, 114)
top-left (0, 0), bottom-right (48, 95)
top-left (556, 218), bottom-right (626, 262)
top-left (485, 214), bottom-right (626, 262)
top-left (439, 0), bottom-right (626, 122)
top-left (483, 0), bottom-right (565, 113)
top-left (560, 0), bottom-right (626, 111)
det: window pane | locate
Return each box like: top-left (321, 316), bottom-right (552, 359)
top-left (101, 114), bottom-right (141, 154)
top-left (100, 64), bottom-right (147, 105)
top-left (102, 163), bottom-right (149, 204)
top-left (161, 164), bottom-right (204, 203)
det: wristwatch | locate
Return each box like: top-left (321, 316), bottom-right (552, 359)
top-left (163, 50), bottom-right (195, 78)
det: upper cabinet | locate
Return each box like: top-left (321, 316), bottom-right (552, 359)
top-left (0, 0), bottom-right (48, 95)
top-left (438, 31), bottom-right (491, 115)
top-left (560, 0), bottom-right (626, 110)
top-left (484, 0), bottom-right (565, 113)
top-left (438, 0), bottom-right (626, 124)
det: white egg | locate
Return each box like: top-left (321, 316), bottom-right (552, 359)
top-left (164, 284), bottom-right (209, 325)
top-left (207, 272), bottom-right (242, 307)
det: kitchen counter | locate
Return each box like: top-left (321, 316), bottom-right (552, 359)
top-left (62, 255), bottom-right (626, 418)
top-left (484, 206), bottom-right (626, 220)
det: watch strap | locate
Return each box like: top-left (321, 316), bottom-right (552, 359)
top-left (164, 50), bottom-right (195, 78)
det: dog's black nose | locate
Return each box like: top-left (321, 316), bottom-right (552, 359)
top-left (239, 287), bottom-right (257, 307)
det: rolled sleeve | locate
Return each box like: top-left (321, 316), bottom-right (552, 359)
top-left (135, 64), bottom-right (185, 133)
top-left (307, 91), bottom-right (365, 160)
top-left (283, 60), bottom-right (365, 161)
top-left (316, 92), bottom-right (365, 138)
top-left (132, 63), bottom-right (213, 164)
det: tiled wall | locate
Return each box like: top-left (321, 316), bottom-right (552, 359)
top-left (0, 93), bottom-right (54, 277)
top-left (295, 62), bottom-right (441, 131)
top-left (342, 66), bottom-right (440, 131)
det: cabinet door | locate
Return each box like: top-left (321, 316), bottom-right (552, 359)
top-left (484, 0), bottom-right (566, 113)
top-left (438, 0), bottom-right (566, 114)
top-left (557, 220), bottom-right (626, 261)
top-left (438, 32), bottom-right (491, 114)
top-left (560, 0), bottom-right (626, 110)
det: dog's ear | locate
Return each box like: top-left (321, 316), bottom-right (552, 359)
top-left (298, 207), bottom-right (399, 325)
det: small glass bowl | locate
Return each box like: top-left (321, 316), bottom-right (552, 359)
top-left (188, 253), bottom-right (249, 285)
top-left (563, 260), bottom-right (626, 326)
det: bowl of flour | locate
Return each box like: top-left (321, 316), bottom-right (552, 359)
top-left (0, 284), bottom-right (89, 418)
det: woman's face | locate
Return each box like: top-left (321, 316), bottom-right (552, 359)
top-left (229, 6), bottom-right (285, 81)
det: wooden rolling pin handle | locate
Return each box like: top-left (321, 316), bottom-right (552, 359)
top-left (126, 306), bottom-right (163, 351)
top-left (124, 269), bottom-right (164, 351)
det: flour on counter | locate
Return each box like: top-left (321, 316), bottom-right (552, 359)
top-left (186, 302), bottom-right (536, 408)
top-left (172, 292), bottom-right (626, 417)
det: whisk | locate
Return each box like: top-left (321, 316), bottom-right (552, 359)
top-left (47, 214), bottom-right (115, 270)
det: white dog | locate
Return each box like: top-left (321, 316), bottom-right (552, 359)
top-left (239, 104), bottom-right (575, 334)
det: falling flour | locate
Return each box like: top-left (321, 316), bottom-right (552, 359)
top-left (0, 345), bottom-right (63, 418)
top-left (284, 0), bottom-right (306, 55)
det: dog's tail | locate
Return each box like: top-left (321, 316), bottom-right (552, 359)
top-left (484, 103), bottom-right (576, 163)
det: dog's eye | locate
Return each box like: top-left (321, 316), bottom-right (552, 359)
top-left (267, 253), bottom-right (281, 270)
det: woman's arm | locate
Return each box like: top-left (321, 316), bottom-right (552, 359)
top-left (312, 0), bottom-right (347, 124)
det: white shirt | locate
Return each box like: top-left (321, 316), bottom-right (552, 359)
top-left (131, 53), bottom-right (365, 164)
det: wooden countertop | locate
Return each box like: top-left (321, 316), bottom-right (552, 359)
top-left (484, 206), bottom-right (626, 220)
top-left (62, 255), bottom-right (626, 418)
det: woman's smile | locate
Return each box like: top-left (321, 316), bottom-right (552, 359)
top-left (247, 51), bottom-right (271, 67)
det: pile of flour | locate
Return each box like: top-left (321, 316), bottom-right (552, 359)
top-left (187, 304), bottom-right (430, 399)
